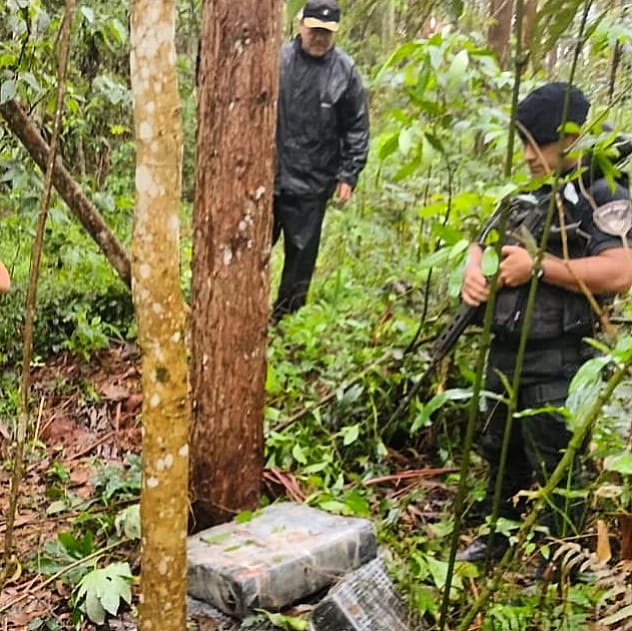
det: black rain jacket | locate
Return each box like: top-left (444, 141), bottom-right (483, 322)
top-left (275, 37), bottom-right (369, 199)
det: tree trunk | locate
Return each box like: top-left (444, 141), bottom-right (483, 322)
top-left (487, 0), bottom-right (514, 70)
top-left (130, 1), bottom-right (190, 629)
top-left (0, 99), bottom-right (131, 287)
top-left (190, 0), bottom-right (282, 530)
top-left (521, 0), bottom-right (538, 55)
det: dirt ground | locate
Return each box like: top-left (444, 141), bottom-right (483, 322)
top-left (0, 341), bottom-right (452, 630)
top-left (0, 342), bottom-right (143, 629)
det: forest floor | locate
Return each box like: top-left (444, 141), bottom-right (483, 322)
top-left (0, 343), bottom-right (144, 630)
top-left (0, 342), bottom-right (456, 630)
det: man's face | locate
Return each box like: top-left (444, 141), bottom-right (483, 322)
top-left (522, 136), bottom-right (578, 179)
top-left (299, 22), bottom-right (335, 57)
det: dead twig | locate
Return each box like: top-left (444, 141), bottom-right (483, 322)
top-left (363, 466), bottom-right (459, 486)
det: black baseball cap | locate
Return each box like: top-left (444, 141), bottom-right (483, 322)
top-left (302, 0), bottom-right (340, 32)
top-left (517, 82), bottom-right (590, 146)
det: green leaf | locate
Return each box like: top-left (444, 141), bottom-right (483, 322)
top-left (80, 6), bottom-right (95, 23)
top-left (292, 443), bottom-right (307, 465)
top-left (375, 41), bottom-right (423, 82)
top-left (58, 532), bottom-right (81, 556)
top-left (446, 50), bottom-right (469, 92)
top-left (604, 454), bottom-right (632, 476)
top-left (107, 19), bottom-right (128, 45)
top-left (235, 510), bottom-right (254, 524)
top-left (480, 248), bottom-right (499, 276)
top-left (569, 356), bottom-right (609, 394)
top-left (84, 588), bottom-right (106, 624)
top-left (398, 127), bottom-right (414, 156)
top-left (257, 609), bottom-right (309, 630)
top-left (74, 563), bottom-right (132, 624)
top-left (411, 389), bottom-right (472, 433)
top-left (424, 131), bottom-right (445, 154)
top-left (377, 131), bottom-right (400, 161)
top-left (20, 72), bottom-right (41, 93)
top-left (343, 491), bottom-right (370, 517)
top-left (340, 423), bottom-right (360, 446)
top-left (1, 79), bottom-right (17, 104)
top-left (115, 504), bottom-right (141, 540)
top-left (414, 55), bottom-right (432, 100)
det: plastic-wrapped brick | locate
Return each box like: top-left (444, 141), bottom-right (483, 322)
top-left (187, 502), bottom-right (377, 618)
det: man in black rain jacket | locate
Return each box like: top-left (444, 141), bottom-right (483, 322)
top-left (271, 0), bottom-right (369, 323)
top-left (458, 82), bottom-right (632, 563)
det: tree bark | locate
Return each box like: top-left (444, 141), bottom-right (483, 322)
top-left (130, 1), bottom-right (190, 629)
top-left (521, 0), bottom-right (538, 55)
top-left (487, 0), bottom-right (515, 70)
top-left (0, 99), bottom-right (131, 287)
top-left (190, 0), bottom-right (282, 529)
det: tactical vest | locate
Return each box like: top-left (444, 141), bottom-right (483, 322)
top-left (492, 184), bottom-right (596, 342)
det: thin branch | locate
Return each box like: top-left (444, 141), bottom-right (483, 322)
top-left (1, 0), bottom-right (76, 591)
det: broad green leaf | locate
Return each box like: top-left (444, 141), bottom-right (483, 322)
top-left (424, 131), bottom-right (445, 154)
top-left (393, 154), bottom-right (421, 182)
top-left (115, 504), bottom-right (140, 540)
top-left (84, 588), bottom-right (106, 624)
top-left (446, 50), bottom-right (469, 92)
top-left (343, 491), bottom-right (370, 516)
top-left (604, 454), bottom-right (632, 476)
top-left (340, 423), bottom-right (360, 446)
top-left (20, 72), bottom-right (41, 93)
top-left (375, 41), bottom-right (423, 82)
top-left (107, 19), bottom-right (128, 45)
top-left (75, 564), bottom-right (133, 624)
top-left (0, 53), bottom-right (17, 68)
top-left (302, 461), bottom-right (329, 474)
top-left (398, 127), bottom-right (414, 156)
top-left (377, 131), bottom-right (399, 161)
top-left (568, 356), bottom-right (609, 394)
top-left (411, 389), bottom-right (472, 433)
top-left (80, 6), bottom-right (95, 23)
top-left (1, 79), bottom-right (16, 104)
top-left (292, 443), bottom-right (307, 465)
top-left (58, 532), bottom-right (81, 556)
top-left (417, 247), bottom-right (451, 270)
top-left (414, 55), bottom-right (432, 99)
top-left (480, 247), bottom-right (499, 276)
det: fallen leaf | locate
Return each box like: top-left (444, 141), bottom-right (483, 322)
top-left (70, 466), bottom-right (91, 486)
top-left (100, 383), bottom-right (130, 402)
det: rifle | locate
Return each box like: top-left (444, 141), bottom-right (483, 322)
top-left (385, 197), bottom-right (515, 428)
top-left (386, 130), bottom-right (632, 429)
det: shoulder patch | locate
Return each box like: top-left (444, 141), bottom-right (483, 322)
top-left (593, 199), bottom-right (632, 236)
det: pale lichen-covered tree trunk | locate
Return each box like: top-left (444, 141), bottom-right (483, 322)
top-left (130, 1), bottom-right (190, 628)
top-left (190, 0), bottom-right (282, 529)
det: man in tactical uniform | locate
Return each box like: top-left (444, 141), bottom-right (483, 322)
top-left (458, 82), bottom-right (632, 562)
top-left (271, 0), bottom-right (369, 323)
